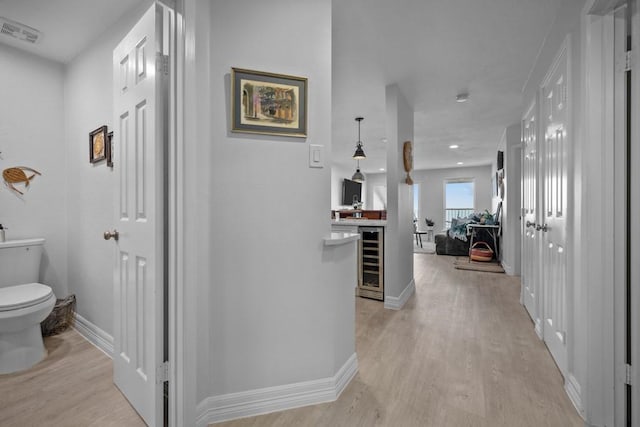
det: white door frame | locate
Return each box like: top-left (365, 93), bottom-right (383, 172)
top-left (582, 1), bottom-right (623, 424)
top-left (628, 0), bottom-right (640, 421)
top-left (169, 0), bottom-right (197, 425)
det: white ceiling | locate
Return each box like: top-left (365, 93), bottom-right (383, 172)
top-left (0, 0), bottom-right (561, 173)
top-left (0, 0), bottom-right (144, 63)
top-left (332, 0), bottom-right (561, 173)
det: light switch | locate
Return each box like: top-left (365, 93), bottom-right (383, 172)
top-left (309, 144), bottom-right (324, 168)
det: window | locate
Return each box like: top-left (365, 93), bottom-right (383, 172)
top-left (445, 179), bottom-right (474, 226)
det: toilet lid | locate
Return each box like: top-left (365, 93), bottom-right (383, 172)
top-left (0, 283), bottom-right (54, 312)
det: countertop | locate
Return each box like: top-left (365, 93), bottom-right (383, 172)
top-left (323, 232), bottom-right (360, 246)
top-left (331, 219), bottom-right (387, 227)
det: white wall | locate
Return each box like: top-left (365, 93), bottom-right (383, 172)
top-left (364, 172), bottom-right (386, 210)
top-left (499, 123), bottom-right (522, 276)
top-left (412, 165), bottom-right (492, 232)
top-left (384, 84), bottom-right (414, 307)
top-left (0, 44), bottom-right (68, 299)
top-left (64, 1), bottom-right (150, 335)
top-left (199, 0), bottom-right (351, 404)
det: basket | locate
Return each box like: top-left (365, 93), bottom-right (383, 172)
top-left (469, 241), bottom-right (494, 262)
top-left (41, 294), bottom-right (76, 337)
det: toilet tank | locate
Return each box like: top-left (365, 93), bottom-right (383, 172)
top-left (0, 238), bottom-right (45, 288)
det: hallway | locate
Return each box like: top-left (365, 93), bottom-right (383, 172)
top-left (218, 253), bottom-right (582, 426)
top-left (0, 253), bottom-right (582, 426)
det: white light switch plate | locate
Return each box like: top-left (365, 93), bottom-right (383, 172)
top-left (309, 144), bottom-right (324, 168)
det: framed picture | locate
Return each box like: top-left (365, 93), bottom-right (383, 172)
top-left (106, 131), bottom-right (114, 167)
top-left (231, 68), bottom-right (307, 137)
top-left (89, 125), bottom-right (108, 164)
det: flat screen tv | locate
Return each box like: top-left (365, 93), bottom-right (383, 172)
top-left (342, 179), bottom-right (362, 206)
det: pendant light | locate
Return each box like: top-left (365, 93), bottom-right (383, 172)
top-left (352, 159), bottom-right (365, 183)
top-left (352, 117), bottom-right (366, 159)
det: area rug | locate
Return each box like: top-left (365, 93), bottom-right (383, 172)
top-left (453, 257), bottom-right (505, 273)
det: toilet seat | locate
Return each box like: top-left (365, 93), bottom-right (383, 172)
top-left (0, 283), bottom-right (54, 312)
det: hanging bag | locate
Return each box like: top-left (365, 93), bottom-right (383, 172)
top-left (470, 241), bottom-right (494, 262)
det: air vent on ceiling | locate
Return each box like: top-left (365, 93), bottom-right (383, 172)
top-left (0, 17), bottom-right (42, 44)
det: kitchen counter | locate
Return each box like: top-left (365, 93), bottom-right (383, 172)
top-left (323, 232), bottom-right (360, 246)
top-left (332, 219), bottom-right (387, 227)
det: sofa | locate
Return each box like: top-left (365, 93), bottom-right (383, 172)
top-left (434, 210), bottom-right (500, 256)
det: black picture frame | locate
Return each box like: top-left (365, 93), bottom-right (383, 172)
top-left (231, 68), bottom-right (307, 137)
top-left (89, 125), bottom-right (108, 164)
top-left (106, 131), bottom-right (114, 167)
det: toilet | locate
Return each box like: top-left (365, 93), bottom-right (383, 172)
top-left (0, 238), bottom-right (55, 375)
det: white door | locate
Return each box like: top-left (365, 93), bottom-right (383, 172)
top-left (111, 3), bottom-right (167, 425)
top-left (521, 100), bottom-right (542, 337)
top-left (539, 39), bottom-right (570, 375)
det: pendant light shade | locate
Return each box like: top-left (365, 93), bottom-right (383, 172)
top-left (352, 117), bottom-right (366, 159)
top-left (352, 168), bottom-right (365, 183)
top-left (352, 159), bottom-right (365, 182)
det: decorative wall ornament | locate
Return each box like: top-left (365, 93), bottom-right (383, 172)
top-left (231, 68), bottom-right (308, 137)
top-left (403, 140), bottom-right (413, 185)
top-left (89, 125), bottom-right (108, 164)
top-left (2, 166), bottom-right (41, 195)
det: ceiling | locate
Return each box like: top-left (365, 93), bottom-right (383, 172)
top-left (0, 0), bottom-right (144, 63)
top-left (0, 0), bottom-right (561, 173)
top-left (332, 0), bottom-right (561, 173)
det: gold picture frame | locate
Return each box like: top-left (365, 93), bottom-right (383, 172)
top-left (231, 68), bottom-right (307, 137)
top-left (89, 125), bottom-right (108, 164)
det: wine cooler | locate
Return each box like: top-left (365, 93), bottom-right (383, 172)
top-left (358, 227), bottom-right (384, 301)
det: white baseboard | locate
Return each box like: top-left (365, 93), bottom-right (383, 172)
top-left (501, 261), bottom-right (514, 276)
top-left (73, 313), bottom-right (114, 358)
top-left (196, 352), bottom-right (358, 426)
top-left (534, 319), bottom-right (543, 340)
top-left (565, 374), bottom-right (584, 418)
top-left (384, 278), bottom-right (415, 310)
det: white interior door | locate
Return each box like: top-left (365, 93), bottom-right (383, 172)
top-left (111, 3), bottom-right (167, 425)
top-left (540, 39), bottom-right (570, 375)
top-left (521, 100), bottom-right (542, 336)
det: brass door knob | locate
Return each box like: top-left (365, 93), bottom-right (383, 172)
top-left (104, 230), bottom-right (119, 241)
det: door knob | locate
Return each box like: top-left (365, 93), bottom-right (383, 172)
top-left (526, 221), bottom-right (536, 228)
top-left (536, 224), bottom-right (548, 232)
top-left (104, 230), bottom-right (119, 241)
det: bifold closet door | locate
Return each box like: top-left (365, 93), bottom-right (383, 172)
top-left (539, 39), bottom-right (570, 376)
top-left (521, 100), bottom-right (542, 335)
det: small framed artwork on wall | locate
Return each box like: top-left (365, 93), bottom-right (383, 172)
top-left (89, 125), bottom-right (108, 164)
top-left (231, 68), bottom-right (307, 137)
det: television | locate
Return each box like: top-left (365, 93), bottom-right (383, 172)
top-left (342, 179), bottom-right (362, 206)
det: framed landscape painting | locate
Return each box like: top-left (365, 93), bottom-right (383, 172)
top-left (231, 68), bottom-right (307, 137)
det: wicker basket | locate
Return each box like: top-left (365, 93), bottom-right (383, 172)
top-left (41, 294), bottom-right (76, 337)
top-left (469, 241), bottom-right (494, 262)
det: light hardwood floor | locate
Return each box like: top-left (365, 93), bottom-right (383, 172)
top-left (215, 254), bottom-right (583, 426)
top-left (0, 254), bottom-right (582, 426)
top-left (0, 328), bottom-right (144, 426)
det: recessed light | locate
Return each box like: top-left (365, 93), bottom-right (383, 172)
top-left (379, 168), bottom-right (385, 171)
top-left (456, 93), bottom-right (469, 103)
top-left (457, 162), bottom-right (464, 165)
top-left (449, 144), bottom-right (459, 149)
top-left (381, 138), bottom-right (388, 143)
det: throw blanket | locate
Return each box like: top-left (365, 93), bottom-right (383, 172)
top-left (448, 211), bottom-right (497, 242)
